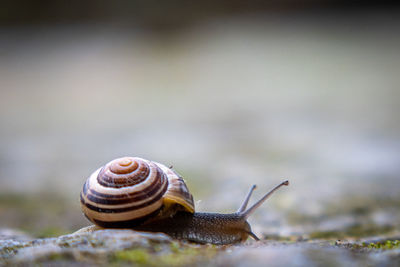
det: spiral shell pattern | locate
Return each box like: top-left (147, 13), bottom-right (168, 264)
top-left (80, 157), bottom-right (194, 228)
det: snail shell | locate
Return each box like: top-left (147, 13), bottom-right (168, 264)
top-left (80, 157), bottom-right (195, 228)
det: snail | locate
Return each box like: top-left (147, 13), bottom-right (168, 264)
top-left (80, 156), bottom-right (288, 245)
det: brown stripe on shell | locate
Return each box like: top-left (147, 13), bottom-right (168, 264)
top-left (97, 158), bottom-right (150, 188)
top-left (81, 191), bottom-right (165, 222)
top-left (82, 182), bottom-right (166, 213)
top-left (91, 207), bottom-right (163, 228)
top-left (85, 168), bottom-right (167, 205)
top-left (86, 163), bottom-right (165, 200)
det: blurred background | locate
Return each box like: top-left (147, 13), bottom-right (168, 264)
top-left (0, 1), bottom-right (399, 239)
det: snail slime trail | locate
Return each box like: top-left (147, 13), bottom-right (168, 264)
top-left (80, 156), bottom-right (289, 245)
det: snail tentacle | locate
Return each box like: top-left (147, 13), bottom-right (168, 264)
top-left (240, 180), bottom-right (289, 219)
top-left (237, 184), bottom-right (257, 213)
top-left (246, 230), bottom-right (260, 241)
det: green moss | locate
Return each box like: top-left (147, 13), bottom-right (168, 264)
top-left (169, 241), bottom-right (181, 253)
top-left (365, 240), bottom-right (400, 250)
top-left (111, 243), bottom-right (219, 266)
top-left (158, 246), bottom-right (218, 266)
top-left (340, 240), bottom-right (400, 251)
top-left (112, 249), bottom-right (151, 265)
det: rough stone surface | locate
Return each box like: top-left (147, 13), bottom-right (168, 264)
top-left (1, 228), bottom-right (400, 266)
top-left (0, 229), bottom-right (172, 265)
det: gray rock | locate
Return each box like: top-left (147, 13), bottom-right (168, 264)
top-left (1, 228), bottom-right (400, 266)
top-left (1, 228), bottom-right (172, 265)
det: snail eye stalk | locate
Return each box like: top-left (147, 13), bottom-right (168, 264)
top-left (240, 180), bottom-right (289, 219)
top-left (237, 184), bottom-right (257, 213)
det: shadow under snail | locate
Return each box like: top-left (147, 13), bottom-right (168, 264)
top-left (80, 156), bottom-right (289, 245)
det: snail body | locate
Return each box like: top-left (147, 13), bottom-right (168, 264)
top-left (80, 156), bottom-right (288, 245)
